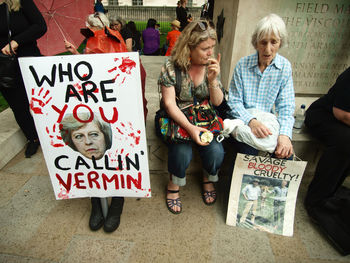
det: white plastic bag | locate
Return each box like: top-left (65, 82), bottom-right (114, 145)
top-left (224, 109), bottom-right (280, 153)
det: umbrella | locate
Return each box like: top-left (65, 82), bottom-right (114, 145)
top-left (34, 0), bottom-right (94, 56)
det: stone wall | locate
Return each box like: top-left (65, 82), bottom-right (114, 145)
top-left (213, 0), bottom-right (350, 96)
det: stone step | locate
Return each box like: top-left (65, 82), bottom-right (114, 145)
top-left (0, 108), bottom-right (27, 169)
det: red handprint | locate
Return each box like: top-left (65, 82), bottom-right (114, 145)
top-left (115, 121), bottom-right (141, 148)
top-left (108, 56), bottom-right (136, 85)
top-left (30, 87), bottom-right (52, 114)
top-left (46, 123), bottom-right (65, 148)
top-left (119, 57), bottom-right (136, 74)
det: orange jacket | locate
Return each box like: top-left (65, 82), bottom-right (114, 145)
top-left (84, 27), bottom-right (128, 54)
top-left (165, 30), bottom-right (181, 56)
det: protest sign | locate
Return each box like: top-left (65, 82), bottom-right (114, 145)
top-left (19, 52), bottom-right (151, 200)
top-left (226, 153), bottom-right (307, 236)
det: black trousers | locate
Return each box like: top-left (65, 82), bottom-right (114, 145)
top-left (304, 107), bottom-right (350, 206)
top-left (0, 67), bottom-right (38, 141)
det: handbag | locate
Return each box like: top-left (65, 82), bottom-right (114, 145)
top-left (157, 99), bottom-right (224, 143)
top-left (155, 65), bottom-right (224, 143)
top-left (0, 4), bottom-right (18, 89)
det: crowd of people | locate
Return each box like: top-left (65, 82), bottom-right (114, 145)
top-left (0, 0), bottom-right (349, 255)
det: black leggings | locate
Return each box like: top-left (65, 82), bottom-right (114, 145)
top-left (304, 107), bottom-right (350, 206)
top-left (0, 69), bottom-right (38, 141)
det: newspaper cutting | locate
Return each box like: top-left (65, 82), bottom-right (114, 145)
top-left (226, 153), bottom-right (307, 236)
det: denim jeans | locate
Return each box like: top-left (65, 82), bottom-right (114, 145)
top-left (228, 139), bottom-right (293, 177)
top-left (167, 139), bottom-right (225, 186)
top-left (234, 139), bottom-right (293, 160)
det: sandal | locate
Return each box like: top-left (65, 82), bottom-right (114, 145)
top-left (202, 181), bottom-right (217, 206)
top-left (166, 189), bottom-right (182, 214)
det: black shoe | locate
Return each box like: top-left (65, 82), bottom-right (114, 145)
top-left (25, 140), bottom-right (40, 158)
top-left (89, 197), bottom-right (104, 231)
top-left (104, 197), bottom-right (124, 233)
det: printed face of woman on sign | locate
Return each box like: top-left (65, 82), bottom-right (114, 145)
top-left (71, 122), bottom-right (106, 160)
top-left (60, 112), bottom-right (113, 160)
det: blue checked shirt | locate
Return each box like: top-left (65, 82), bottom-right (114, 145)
top-left (228, 52), bottom-right (295, 138)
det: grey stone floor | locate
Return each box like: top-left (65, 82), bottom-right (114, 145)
top-left (1, 56), bottom-right (350, 262)
top-left (1, 148), bottom-right (350, 263)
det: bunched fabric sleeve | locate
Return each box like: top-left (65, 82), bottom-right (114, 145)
top-left (274, 61), bottom-right (295, 139)
top-left (228, 59), bottom-right (255, 124)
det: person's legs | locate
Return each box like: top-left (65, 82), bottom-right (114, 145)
top-left (104, 197), bottom-right (124, 232)
top-left (166, 143), bottom-right (192, 213)
top-left (168, 143), bottom-right (193, 186)
top-left (250, 199), bottom-right (258, 223)
top-left (0, 79), bottom-right (38, 141)
top-left (240, 200), bottom-right (254, 223)
top-left (0, 76), bottom-right (39, 157)
top-left (234, 139), bottom-right (259, 156)
top-left (198, 139), bottom-right (224, 204)
top-left (198, 139), bottom-right (225, 181)
top-left (304, 110), bottom-right (350, 207)
top-left (89, 197), bottom-right (104, 230)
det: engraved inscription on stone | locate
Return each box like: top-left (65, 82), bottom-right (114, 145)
top-left (279, 1), bottom-right (350, 94)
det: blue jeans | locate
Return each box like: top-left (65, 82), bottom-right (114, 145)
top-left (234, 140), bottom-right (293, 160)
top-left (168, 139), bottom-right (225, 186)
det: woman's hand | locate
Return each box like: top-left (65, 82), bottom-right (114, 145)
top-left (1, 40), bottom-right (19, 55)
top-left (64, 40), bottom-right (79, 54)
top-left (248, 119), bottom-right (272, 138)
top-left (207, 53), bottom-right (221, 84)
top-left (274, 135), bottom-right (293, 159)
top-left (187, 125), bottom-right (210, 146)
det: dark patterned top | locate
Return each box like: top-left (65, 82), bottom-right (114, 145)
top-left (158, 58), bottom-right (223, 109)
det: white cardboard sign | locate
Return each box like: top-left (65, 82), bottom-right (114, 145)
top-left (19, 52), bottom-right (151, 200)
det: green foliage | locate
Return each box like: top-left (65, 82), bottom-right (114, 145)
top-left (132, 20), bottom-right (172, 51)
top-left (0, 94), bottom-right (9, 112)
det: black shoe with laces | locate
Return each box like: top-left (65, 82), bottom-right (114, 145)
top-left (89, 197), bottom-right (104, 231)
top-left (104, 197), bottom-right (124, 233)
top-left (25, 140), bottom-right (40, 158)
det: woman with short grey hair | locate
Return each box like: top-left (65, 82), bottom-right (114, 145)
top-left (109, 15), bottom-right (133, 51)
top-left (251, 13), bottom-right (287, 49)
top-left (227, 13), bottom-right (295, 159)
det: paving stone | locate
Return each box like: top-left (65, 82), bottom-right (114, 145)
top-left (20, 198), bottom-right (89, 261)
top-left (127, 241), bottom-right (169, 263)
top-left (60, 235), bottom-right (134, 263)
top-left (2, 149), bottom-right (46, 176)
top-left (0, 254), bottom-right (54, 263)
top-left (213, 224), bottom-right (276, 263)
top-left (0, 171), bottom-right (32, 207)
top-left (0, 176), bottom-right (56, 254)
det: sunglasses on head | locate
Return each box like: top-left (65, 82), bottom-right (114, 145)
top-left (193, 20), bottom-right (215, 32)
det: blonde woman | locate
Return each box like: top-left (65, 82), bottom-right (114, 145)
top-left (0, 0), bottom-right (47, 158)
top-left (158, 20), bottom-right (225, 214)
